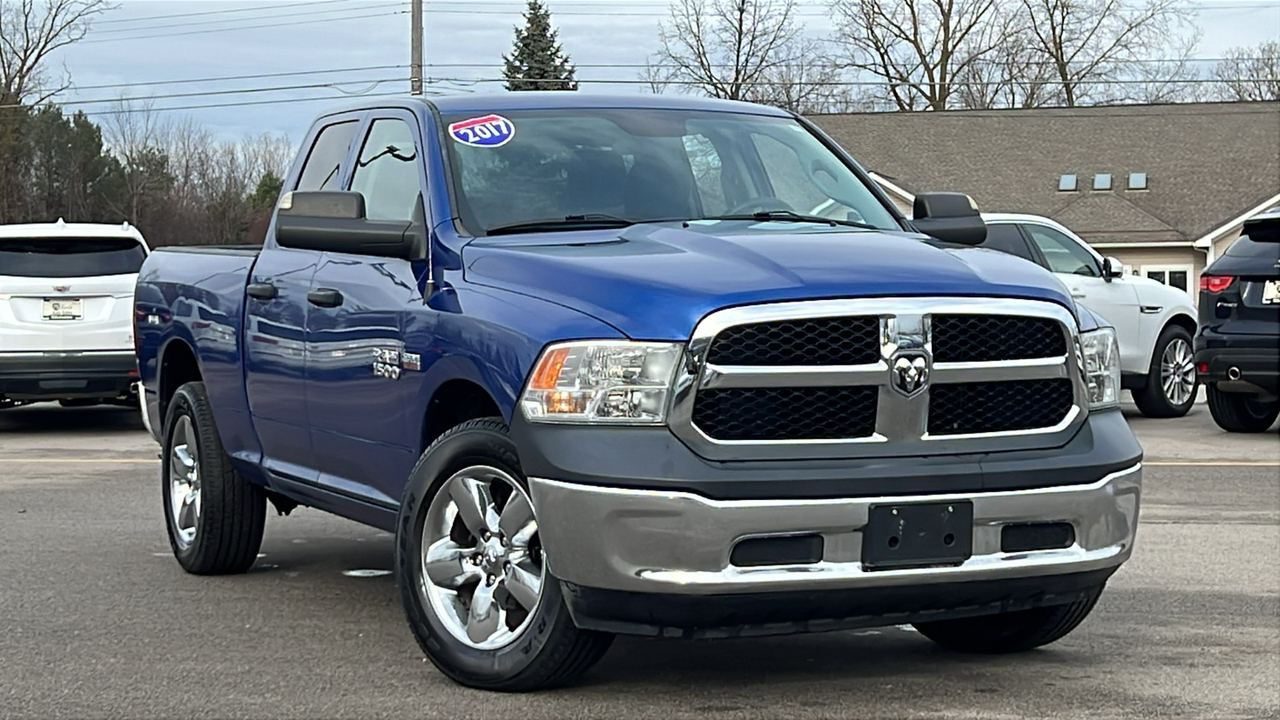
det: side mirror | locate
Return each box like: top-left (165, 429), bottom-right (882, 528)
top-left (1103, 256), bottom-right (1125, 280)
top-left (274, 191), bottom-right (425, 261)
top-left (911, 192), bottom-right (987, 246)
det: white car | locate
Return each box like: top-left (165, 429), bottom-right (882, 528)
top-left (0, 219), bottom-right (150, 409)
top-left (980, 213), bottom-right (1199, 418)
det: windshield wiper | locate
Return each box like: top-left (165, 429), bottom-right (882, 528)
top-left (700, 210), bottom-right (878, 230)
top-left (485, 214), bottom-right (636, 236)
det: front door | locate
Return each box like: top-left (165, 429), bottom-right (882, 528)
top-left (1022, 223), bottom-right (1143, 370)
top-left (244, 117), bottom-right (361, 480)
top-left (304, 114), bottom-right (432, 506)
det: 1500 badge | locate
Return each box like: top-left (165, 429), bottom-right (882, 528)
top-left (373, 348), bottom-right (421, 379)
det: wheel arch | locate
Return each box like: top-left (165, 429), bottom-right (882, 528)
top-left (158, 337), bottom-right (203, 423)
top-left (421, 377), bottom-right (504, 454)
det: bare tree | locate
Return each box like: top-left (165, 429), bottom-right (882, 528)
top-left (0, 0), bottom-right (113, 105)
top-left (102, 97), bottom-right (173, 227)
top-left (1019, 0), bottom-right (1192, 107)
top-left (650, 0), bottom-right (802, 102)
top-left (1212, 41), bottom-right (1280, 102)
top-left (746, 36), bottom-right (855, 113)
top-left (830, 0), bottom-right (1009, 112)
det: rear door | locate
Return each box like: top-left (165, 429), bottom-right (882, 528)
top-left (0, 235), bottom-right (146, 354)
top-left (244, 116), bottom-right (360, 481)
top-left (303, 112), bottom-right (431, 506)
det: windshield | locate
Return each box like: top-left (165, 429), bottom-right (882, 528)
top-left (441, 108), bottom-right (901, 235)
top-left (0, 237), bottom-right (147, 277)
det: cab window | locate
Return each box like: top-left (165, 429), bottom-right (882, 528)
top-left (350, 119), bottom-right (422, 222)
top-left (295, 120), bottom-right (359, 192)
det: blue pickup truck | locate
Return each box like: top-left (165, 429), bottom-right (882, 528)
top-left (134, 93), bottom-right (1143, 691)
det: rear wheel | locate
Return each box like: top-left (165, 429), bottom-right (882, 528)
top-left (913, 585), bottom-right (1104, 654)
top-left (1206, 385), bottom-right (1280, 433)
top-left (396, 418), bottom-right (613, 691)
top-left (161, 381), bottom-right (267, 574)
top-left (1133, 326), bottom-right (1197, 418)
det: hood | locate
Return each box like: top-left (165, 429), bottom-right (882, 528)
top-left (463, 223), bottom-right (1077, 340)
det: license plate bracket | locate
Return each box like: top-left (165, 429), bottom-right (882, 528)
top-left (862, 501), bottom-right (973, 571)
top-left (42, 298), bottom-right (82, 321)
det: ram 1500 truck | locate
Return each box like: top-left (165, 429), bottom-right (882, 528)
top-left (134, 93), bottom-right (1143, 692)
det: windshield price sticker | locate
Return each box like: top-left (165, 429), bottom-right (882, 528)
top-left (448, 115), bottom-right (514, 148)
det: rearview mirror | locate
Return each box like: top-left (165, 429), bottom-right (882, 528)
top-left (1103, 256), bottom-right (1125, 280)
top-left (911, 192), bottom-right (987, 246)
top-left (274, 191), bottom-right (425, 261)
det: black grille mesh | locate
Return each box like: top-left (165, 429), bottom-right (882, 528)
top-left (928, 379), bottom-right (1074, 436)
top-left (706, 316), bottom-right (879, 366)
top-left (932, 315), bottom-right (1066, 363)
top-left (693, 386), bottom-right (878, 441)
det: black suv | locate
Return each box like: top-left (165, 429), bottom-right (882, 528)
top-left (1195, 208), bottom-right (1280, 432)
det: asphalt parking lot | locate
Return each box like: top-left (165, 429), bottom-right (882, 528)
top-left (1, 402), bottom-right (1277, 719)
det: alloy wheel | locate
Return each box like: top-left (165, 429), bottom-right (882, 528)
top-left (419, 465), bottom-right (544, 650)
top-left (1160, 337), bottom-right (1196, 407)
top-left (168, 414), bottom-right (202, 549)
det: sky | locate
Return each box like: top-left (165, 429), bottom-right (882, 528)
top-left (41, 0), bottom-right (1280, 144)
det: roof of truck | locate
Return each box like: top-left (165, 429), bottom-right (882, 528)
top-left (317, 92), bottom-right (796, 120)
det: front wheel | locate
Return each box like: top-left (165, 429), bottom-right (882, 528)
top-left (1207, 385), bottom-right (1280, 433)
top-left (913, 585), bottom-right (1104, 654)
top-left (1132, 326), bottom-right (1197, 418)
top-left (395, 418), bottom-right (613, 691)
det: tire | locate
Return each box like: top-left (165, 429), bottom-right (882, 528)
top-left (1132, 325), bottom-right (1197, 418)
top-left (913, 585), bottom-right (1104, 654)
top-left (1207, 385), bottom-right (1280, 433)
top-left (395, 418), bottom-right (614, 692)
top-left (161, 381), bottom-right (266, 575)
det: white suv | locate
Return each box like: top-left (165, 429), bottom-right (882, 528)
top-left (981, 213), bottom-right (1199, 418)
top-left (0, 220), bottom-right (150, 409)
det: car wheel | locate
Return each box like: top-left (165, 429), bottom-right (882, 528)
top-left (913, 585), bottom-right (1104, 654)
top-left (1132, 326), bottom-right (1198, 418)
top-left (1206, 385), bottom-right (1280, 433)
top-left (161, 381), bottom-right (267, 575)
top-left (396, 417), bottom-right (614, 692)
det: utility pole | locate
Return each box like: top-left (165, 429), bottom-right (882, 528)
top-left (410, 0), bottom-right (423, 95)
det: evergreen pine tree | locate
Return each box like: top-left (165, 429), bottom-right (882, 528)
top-left (501, 1), bottom-right (578, 91)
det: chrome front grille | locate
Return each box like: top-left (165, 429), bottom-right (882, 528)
top-left (671, 297), bottom-right (1086, 461)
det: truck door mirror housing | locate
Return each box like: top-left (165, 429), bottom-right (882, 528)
top-left (1102, 256), bottom-right (1125, 280)
top-left (910, 192), bottom-right (987, 246)
top-left (274, 190), bottom-right (425, 261)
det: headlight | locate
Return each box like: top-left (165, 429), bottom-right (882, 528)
top-left (520, 341), bottom-right (682, 424)
top-left (1078, 327), bottom-right (1121, 410)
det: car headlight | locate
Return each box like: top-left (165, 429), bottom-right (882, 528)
top-left (520, 341), bottom-right (683, 424)
top-left (1078, 327), bottom-right (1121, 410)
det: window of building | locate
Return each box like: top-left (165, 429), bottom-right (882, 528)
top-left (1058, 174), bottom-right (1077, 192)
top-left (1128, 172), bottom-right (1147, 190)
top-left (1092, 173), bottom-right (1112, 191)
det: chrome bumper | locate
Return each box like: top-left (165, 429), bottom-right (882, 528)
top-left (529, 463), bottom-right (1141, 595)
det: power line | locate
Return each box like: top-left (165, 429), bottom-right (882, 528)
top-left (94, 0), bottom-right (364, 25)
top-left (67, 65), bottom-right (407, 92)
top-left (91, 2), bottom-right (405, 35)
top-left (429, 75), bottom-right (1278, 87)
top-left (82, 9), bottom-right (407, 44)
top-left (4, 77), bottom-right (411, 111)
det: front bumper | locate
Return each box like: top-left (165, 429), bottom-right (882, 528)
top-left (531, 462), bottom-right (1140, 596)
top-left (0, 351), bottom-right (138, 401)
top-left (532, 462), bottom-right (1139, 636)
